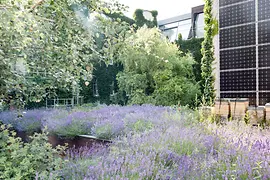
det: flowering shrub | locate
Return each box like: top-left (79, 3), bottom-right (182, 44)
top-left (0, 125), bottom-right (66, 179)
top-left (0, 105), bottom-right (172, 139)
top-left (42, 110), bottom-right (94, 139)
top-left (90, 105), bottom-right (171, 139)
top-left (1, 105), bottom-right (269, 179)
top-left (0, 109), bottom-right (47, 133)
top-left (57, 106), bottom-right (269, 179)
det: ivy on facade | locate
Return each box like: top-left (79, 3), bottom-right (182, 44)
top-left (200, 0), bottom-right (217, 106)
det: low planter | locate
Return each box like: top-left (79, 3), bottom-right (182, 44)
top-left (215, 99), bottom-right (230, 118)
top-left (230, 98), bottom-right (249, 119)
top-left (77, 135), bottom-right (111, 147)
top-left (48, 134), bottom-right (77, 148)
top-left (15, 130), bottom-right (41, 143)
top-left (48, 134), bottom-right (112, 149)
top-left (265, 103), bottom-right (270, 126)
top-left (247, 106), bottom-right (265, 125)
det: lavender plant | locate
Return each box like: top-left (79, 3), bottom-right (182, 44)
top-left (0, 109), bottom-right (47, 133)
top-left (1, 105), bottom-right (269, 179)
top-left (90, 105), bottom-right (171, 139)
top-left (42, 109), bottom-right (94, 139)
top-left (57, 105), bottom-right (269, 179)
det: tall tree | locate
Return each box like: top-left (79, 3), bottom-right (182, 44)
top-left (116, 27), bottom-right (200, 106)
top-left (0, 0), bottom-right (126, 108)
top-left (201, 0), bottom-right (217, 106)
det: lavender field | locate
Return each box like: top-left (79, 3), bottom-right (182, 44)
top-left (1, 105), bottom-right (270, 179)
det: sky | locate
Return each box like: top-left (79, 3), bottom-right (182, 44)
top-left (117, 0), bottom-right (204, 21)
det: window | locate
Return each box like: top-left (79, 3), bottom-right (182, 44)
top-left (161, 19), bottom-right (191, 41)
top-left (195, 13), bottom-right (204, 38)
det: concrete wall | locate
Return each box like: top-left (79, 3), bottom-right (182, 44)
top-left (213, 0), bottom-right (220, 99)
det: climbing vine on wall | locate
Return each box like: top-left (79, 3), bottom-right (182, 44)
top-left (201, 0), bottom-right (218, 106)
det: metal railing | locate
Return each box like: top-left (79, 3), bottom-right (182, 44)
top-left (46, 96), bottom-right (83, 109)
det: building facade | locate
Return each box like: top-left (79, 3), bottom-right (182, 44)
top-left (158, 1), bottom-right (270, 106)
top-left (158, 5), bottom-right (205, 41)
top-left (217, 0), bottom-right (270, 106)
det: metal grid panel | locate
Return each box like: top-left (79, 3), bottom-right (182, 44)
top-left (220, 47), bottom-right (256, 70)
top-left (258, 0), bottom-right (270, 20)
top-left (220, 70), bottom-right (256, 91)
top-left (220, 0), bottom-right (248, 7)
top-left (258, 45), bottom-right (270, 67)
top-left (221, 92), bottom-right (256, 105)
top-left (220, 24), bottom-right (256, 49)
top-left (259, 69), bottom-right (270, 90)
top-left (259, 92), bottom-right (270, 105)
top-left (220, 1), bottom-right (255, 28)
top-left (258, 21), bottom-right (270, 44)
top-left (219, 0), bottom-right (270, 105)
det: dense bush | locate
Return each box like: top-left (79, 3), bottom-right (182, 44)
top-left (116, 27), bottom-right (201, 106)
top-left (175, 36), bottom-right (204, 84)
top-left (89, 105), bottom-right (168, 139)
top-left (0, 105), bottom-right (171, 140)
top-left (0, 125), bottom-right (66, 179)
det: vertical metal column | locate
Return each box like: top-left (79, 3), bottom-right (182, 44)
top-left (255, 0), bottom-right (259, 106)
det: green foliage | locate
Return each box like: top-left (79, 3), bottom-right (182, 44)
top-left (95, 124), bottom-right (113, 140)
top-left (244, 112), bottom-right (251, 124)
top-left (0, 0), bottom-right (96, 107)
top-left (105, 12), bottom-right (135, 25)
top-left (133, 9), bottom-right (158, 28)
top-left (116, 27), bottom-right (200, 106)
top-left (0, 0), bottom-right (128, 108)
top-left (80, 62), bottom-right (124, 105)
top-left (131, 120), bottom-right (153, 132)
top-left (153, 56), bottom-right (201, 106)
top-left (201, 0), bottom-right (217, 106)
top-left (0, 125), bottom-right (66, 179)
top-left (175, 36), bottom-right (204, 84)
top-left (53, 121), bottom-right (90, 139)
top-left (169, 140), bottom-right (197, 156)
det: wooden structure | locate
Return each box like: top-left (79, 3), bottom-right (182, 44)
top-left (215, 99), bottom-right (230, 117)
top-left (229, 98), bottom-right (249, 119)
top-left (213, 98), bottom-right (270, 126)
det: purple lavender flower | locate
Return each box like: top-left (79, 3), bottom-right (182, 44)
top-left (0, 109), bottom-right (47, 133)
top-left (2, 105), bottom-right (269, 179)
top-left (42, 109), bottom-right (94, 138)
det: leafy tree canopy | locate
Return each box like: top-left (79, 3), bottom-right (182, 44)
top-left (0, 0), bottom-right (128, 108)
top-left (116, 27), bottom-right (200, 106)
top-left (133, 9), bottom-right (158, 28)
